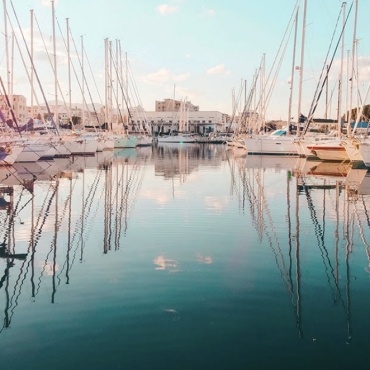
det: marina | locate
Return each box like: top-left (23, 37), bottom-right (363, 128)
top-left (1, 0), bottom-right (370, 368)
top-left (0, 144), bottom-right (370, 369)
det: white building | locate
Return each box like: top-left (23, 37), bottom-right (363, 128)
top-left (139, 110), bottom-right (229, 135)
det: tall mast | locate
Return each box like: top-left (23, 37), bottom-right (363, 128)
top-left (259, 53), bottom-right (265, 129)
top-left (109, 41), bottom-right (113, 125)
top-left (10, 30), bottom-right (14, 102)
top-left (3, 0), bottom-right (11, 109)
top-left (116, 39), bottom-right (119, 125)
top-left (30, 9), bottom-right (34, 114)
top-left (119, 40), bottom-right (124, 124)
top-left (104, 38), bottom-right (108, 125)
top-left (52, 0), bottom-right (58, 126)
top-left (345, 49), bottom-right (350, 131)
top-left (66, 18), bottom-right (71, 112)
top-left (81, 35), bottom-right (84, 127)
top-left (337, 2), bottom-right (346, 137)
top-left (297, 0), bottom-right (307, 136)
top-left (349, 0), bottom-right (358, 125)
top-left (287, 5), bottom-right (299, 134)
top-left (125, 51), bottom-right (128, 108)
top-left (325, 65), bottom-right (329, 119)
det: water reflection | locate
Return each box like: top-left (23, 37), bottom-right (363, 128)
top-left (1, 144), bottom-right (370, 369)
top-left (152, 143), bottom-right (226, 181)
top-left (0, 148), bottom-right (151, 332)
top-left (229, 150), bottom-right (370, 344)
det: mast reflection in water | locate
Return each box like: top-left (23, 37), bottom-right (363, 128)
top-left (1, 144), bottom-right (370, 370)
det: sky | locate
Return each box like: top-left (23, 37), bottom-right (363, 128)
top-left (1, 0), bottom-right (370, 121)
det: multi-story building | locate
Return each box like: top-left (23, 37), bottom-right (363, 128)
top-left (155, 99), bottom-right (199, 112)
top-left (0, 94), bottom-right (27, 123)
top-left (134, 98), bottom-right (228, 134)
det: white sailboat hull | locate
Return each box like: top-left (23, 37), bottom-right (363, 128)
top-left (157, 134), bottom-right (196, 143)
top-left (63, 137), bottom-right (98, 155)
top-left (244, 135), bottom-right (298, 155)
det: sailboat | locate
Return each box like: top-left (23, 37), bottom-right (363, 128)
top-left (242, 3), bottom-right (302, 156)
top-left (157, 99), bottom-right (197, 143)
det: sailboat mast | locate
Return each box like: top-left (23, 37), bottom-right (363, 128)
top-left (30, 9), bottom-right (34, 113)
top-left (349, 0), bottom-right (358, 124)
top-left (81, 35), bottom-right (85, 127)
top-left (52, 0), bottom-right (58, 126)
top-left (104, 38), bottom-right (108, 125)
top-left (109, 41), bottom-right (113, 125)
top-left (10, 30), bottom-right (14, 103)
top-left (337, 2), bottom-right (346, 137)
top-left (297, 0), bottom-right (307, 136)
top-left (66, 18), bottom-right (71, 112)
top-left (119, 40), bottom-right (123, 125)
top-left (116, 39), bottom-right (119, 125)
top-left (3, 0), bottom-right (11, 112)
top-left (287, 6), bottom-right (299, 134)
top-left (325, 65), bottom-right (329, 119)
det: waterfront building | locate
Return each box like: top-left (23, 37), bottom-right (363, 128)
top-left (1, 95), bottom-right (231, 135)
top-left (139, 98), bottom-right (229, 134)
top-left (0, 94), bottom-right (27, 124)
top-left (142, 110), bottom-right (229, 135)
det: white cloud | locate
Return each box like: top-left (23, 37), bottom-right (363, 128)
top-left (357, 56), bottom-right (370, 78)
top-left (146, 68), bottom-right (172, 82)
top-left (156, 3), bottom-right (179, 15)
top-left (143, 68), bottom-right (190, 84)
top-left (206, 64), bottom-right (231, 76)
top-left (174, 73), bottom-right (190, 82)
top-left (204, 9), bottom-right (216, 17)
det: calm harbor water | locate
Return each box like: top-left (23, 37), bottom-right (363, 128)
top-left (1, 144), bottom-right (370, 370)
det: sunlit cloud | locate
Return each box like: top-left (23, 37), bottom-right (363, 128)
top-left (146, 68), bottom-right (171, 82)
top-left (143, 68), bottom-right (190, 84)
top-left (174, 73), bottom-right (190, 82)
top-left (156, 3), bottom-right (179, 15)
top-left (329, 56), bottom-right (370, 82)
top-left (206, 64), bottom-right (231, 76)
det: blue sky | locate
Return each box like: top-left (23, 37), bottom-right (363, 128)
top-left (1, 0), bottom-right (370, 120)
